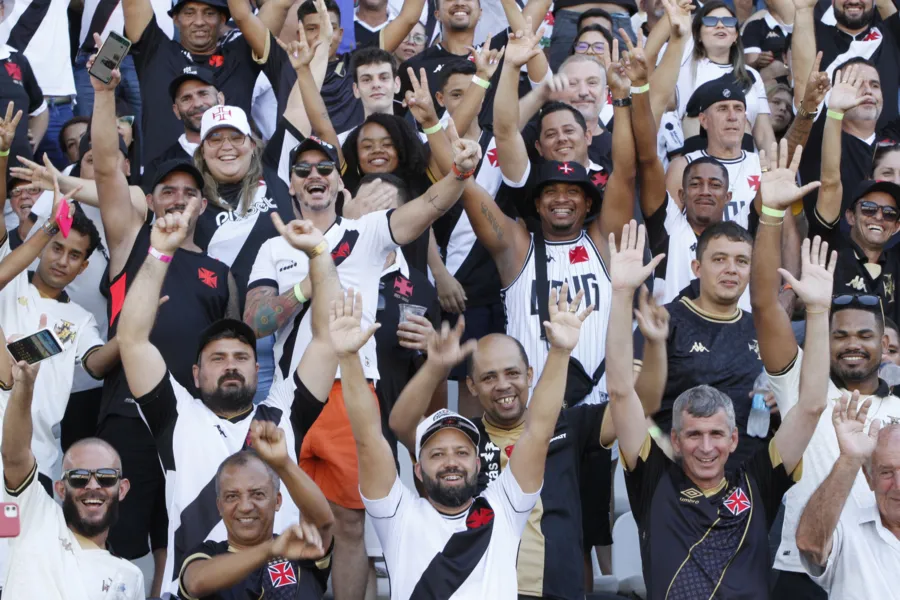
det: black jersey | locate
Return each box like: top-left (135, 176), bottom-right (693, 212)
top-left (178, 538), bottom-right (332, 600)
top-left (100, 225), bottom-right (232, 421)
top-left (0, 46), bottom-right (43, 169)
top-left (741, 14), bottom-right (791, 61)
top-left (470, 404), bottom-right (607, 599)
top-left (655, 297), bottom-right (766, 470)
top-left (626, 436), bottom-right (798, 600)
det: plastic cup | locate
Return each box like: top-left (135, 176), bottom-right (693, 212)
top-left (398, 303), bottom-right (427, 324)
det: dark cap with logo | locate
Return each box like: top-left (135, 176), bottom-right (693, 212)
top-left (530, 160), bottom-right (603, 208)
top-left (149, 159), bottom-right (205, 193)
top-left (196, 319), bottom-right (258, 362)
top-left (168, 0), bottom-right (230, 18)
top-left (169, 65), bottom-right (217, 102)
top-left (414, 409), bottom-right (481, 460)
top-left (289, 135), bottom-right (340, 168)
top-left (80, 133), bottom-right (129, 160)
top-left (686, 75), bottom-right (747, 117)
top-left (851, 179), bottom-right (900, 207)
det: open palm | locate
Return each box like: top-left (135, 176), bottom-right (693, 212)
top-left (329, 289), bottom-right (379, 357)
top-left (777, 236), bottom-right (836, 312)
top-left (833, 392), bottom-right (881, 461)
top-left (426, 318), bottom-right (478, 370)
top-left (609, 220), bottom-right (664, 292)
top-left (759, 139), bottom-right (820, 211)
top-left (543, 283), bottom-right (594, 351)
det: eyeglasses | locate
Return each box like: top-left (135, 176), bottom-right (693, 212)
top-left (10, 186), bottom-right (38, 199)
top-left (292, 161), bottom-right (336, 177)
top-left (116, 115), bottom-right (135, 127)
top-left (857, 200), bottom-right (900, 222)
top-left (403, 33), bottom-right (427, 45)
top-left (63, 468), bottom-right (122, 489)
top-left (701, 15), bottom-right (738, 28)
top-left (574, 41), bottom-right (605, 55)
top-left (205, 131), bottom-right (247, 149)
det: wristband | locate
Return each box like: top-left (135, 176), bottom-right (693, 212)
top-left (759, 218), bottom-right (784, 226)
top-left (308, 240), bottom-right (328, 258)
top-left (0, 149), bottom-right (9, 157)
top-left (293, 282), bottom-right (308, 304)
top-left (452, 163), bottom-right (476, 180)
top-left (612, 96), bottom-right (632, 107)
top-left (806, 308), bottom-right (828, 315)
top-left (827, 109), bottom-right (845, 121)
top-left (797, 103), bottom-right (817, 120)
top-left (761, 205), bottom-right (786, 218)
top-left (422, 122), bottom-right (443, 135)
top-left (630, 83), bottom-right (650, 94)
top-left (148, 246), bottom-right (173, 263)
top-left (472, 75), bottom-right (491, 90)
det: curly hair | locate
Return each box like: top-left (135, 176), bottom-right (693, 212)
top-left (341, 114), bottom-right (431, 195)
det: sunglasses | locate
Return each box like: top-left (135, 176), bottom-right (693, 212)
top-left (205, 131), bottom-right (247, 149)
top-left (701, 15), bottom-right (738, 28)
top-left (63, 468), bottom-right (122, 489)
top-left (857, 200), bottom-right (900, 222)
top-left (292, 161), bottom-right (336, 177)
top-left (574, 41), bottom-right (606, 54)
top-left (833, 294), bottom-right (885, 322)
top-left (117, 115), bottom-right (135, 127)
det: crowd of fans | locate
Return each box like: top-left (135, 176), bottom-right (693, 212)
top-left (0, 0), bottom-right (898, 597)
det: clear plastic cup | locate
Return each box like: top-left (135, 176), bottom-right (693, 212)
top-left (398, 303), bottom-right (427, 324)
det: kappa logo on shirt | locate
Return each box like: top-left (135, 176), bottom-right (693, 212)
top-left (766, 31), bottom-right (782, 39)
top-left (847, 276), bottom-right (868, 292)
top-left (690, 342), bottom-right (709, 353)
top-left (198, 267), bottom-right (218, 289)
top-left (330, 230), bottom-right (360, 266)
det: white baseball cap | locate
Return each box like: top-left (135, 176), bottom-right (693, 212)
top-left (415, 409), bottom-right (480, 461)
top-left (200, 105), bottom-right (251, 143)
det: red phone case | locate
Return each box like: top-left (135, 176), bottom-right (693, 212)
top-left (56, 201), bottom-right (72, 238)
top-left (0, 503), bottom-right (20, 538)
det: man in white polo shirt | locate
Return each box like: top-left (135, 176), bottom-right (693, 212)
top-left (331, 281), bottom-right (592, 599)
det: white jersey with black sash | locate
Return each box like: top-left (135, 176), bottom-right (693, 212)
top-left (502, 231), bottom-right (612, 405)
top-left (362, 467), bottom-right (539, 600)
top-left (683, 150), bottom-right (761, 228)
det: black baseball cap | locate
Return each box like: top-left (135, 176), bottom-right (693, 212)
top-left (685, 75), bottom-right (747, 118)
top-left (196, 319), bottom-right (258, 362)
top-left (168, 0), bottom-right (230, 18)
top-left (289, 135), bottom-right (340, 168)
top-left (530, 161), bottom-right (603, 208)
top-left (169, 65), bottom-right (217, 102)
top-left (149, 159), bottom-right (204, 193)
top-left (79, 133), bottom-right (129, 160)
top-left (851, 179), bottom-right (900, 207)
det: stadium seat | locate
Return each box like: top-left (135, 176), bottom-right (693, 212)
top-left (612, 511), bottom-right (645, 598)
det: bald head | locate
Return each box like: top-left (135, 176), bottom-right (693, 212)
top-left (467, 333), bottom-right (529, 378)
top-left (62, 437), bottom-right (121, 471)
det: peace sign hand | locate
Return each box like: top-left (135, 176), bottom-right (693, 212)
top-left (620, 29), bottom-right (650, 87)
top-left (606, 39), bottom-right (632, 97)
top-left (471, 43), bottom-right (505, 81)
top-left (802, 52), bottom-right (830, 111)
top-left (447, 119), bottom-right (481, 173)
top-left (405, 67), bottom-right (440, 128)
top-left (271, 214), bottom-right (326, 255)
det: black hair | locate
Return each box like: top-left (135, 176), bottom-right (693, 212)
top-left (695, 220), bottom-right (752, 261)
top-left (577, 8), bottom-right (614, 31)
top-left (69, 203), bottom-right (102, 259)
top-left (297, 0), bottom-right (340, 22)
top-left (873, 143), bottom-right (900, 175)
top-left (438, 60), bottom-right (477, 93)
top-left (886, 316), bottom-right (899, 335)
top-left (214, 450), bottom-right (280, 498)
top-left (692, 1), bottom-right (754, 90)
top-left (539, 101), bottom-right (589, 135)
top-left (350, 46), bottom-right (397, 82)
top-left (831, 56), bottom-right (878, 85)
top-left (572, 23), bottom-right (614, 53)
top-left (466, 334), bottom-right (530, 378)
top-left (341, 114), bottom-right (430, 196)
top-left (682, 156), bottom-right (729, 190)
top-left (58, 116), bottom-right (90, 159)
top-left (358, 172), bottom-right (411, 204)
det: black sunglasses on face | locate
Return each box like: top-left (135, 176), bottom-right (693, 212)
top-left (701, 15), bottom-right (738, 28)
top-left (63, 468), bottom-right (122, 489)
top-left (292, 161), bottom-right (336, 178)
top-left (857, 200), bottom-right (900, 222)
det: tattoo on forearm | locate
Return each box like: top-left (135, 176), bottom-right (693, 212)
top-left (480, 202), bottom-right (504, 241)
top-left (246, 288), bottom-right (299, 337)
top-left (785, 117), bottom-right (814, 161)
top-left (428, 191), bottom-right (448, 214)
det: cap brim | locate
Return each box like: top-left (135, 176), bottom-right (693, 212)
top-left (152, 162), bottom-right (204, 192)
top-left (169, 74), bottom-right (215, 101)
top-left (290, 138), bottom-right (339, 166)
top-left (417, 419), bottom-right (480, 459)
top-left (168, 0), bottom-right (230, 18)
top-left (531, 179), bottom-right (603, 212)
top-left (196, 319), bottom-right (258, 362)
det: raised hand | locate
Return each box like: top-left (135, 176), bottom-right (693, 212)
top-left (397, 314), bottom-right (435, 351)
top-left (447, 119), bottom-right (482, 173)
top-left (802, 52), bottom-right (830, 111)
top-left (277, 31), bottom-right (321, 71)
top-left (270, 522), bottom-right (325, 561)
top-left (759, 139), bottom-right (821, 211)
top-left (49, 171), bottom-right (81, 229)
top-left (540, 72), bottom-right (575, 104)
top-left (10, 154), bottom-right (59, 192)
top-left (10, 358), bottom-right (39, 388)
top-left (606, 39), bottom-right (632, 97)
top-left (249, 420), bottom-right (291, 470)
top-left (314, 0), bottom-right (334, 46)
top-left (329, 289), bottom-right (380, 357)
top-left (87, 33), bottom-right (121, 92)
top-left (0, 102), bottom-right (22, 153)
top-left (793, 0), bottom-right (819, 12)
top-left (471, 43), bottom-right (505, 81)
top-left (661, 0), bottom-right (692, 40)
top-left (777, 236), bottom-right (837, 313)
top-left (405, 67), bottom-right (440, 128)
top-left (424, 318), bottom-right (478, 370)
top-left (833, 391), bottom-right (881, 462)
top-left (634, 285), bottom-right (669, 343)
top-left (504, 17), bottom-right (545, 68)
top-left (271, 214), bottom-right (326, 255)
top-left (544, 282), bottom-right (594, 351)
top-left (341, 181), bottom-right (395, 219)
top-left (609, 220), bottom-right (665, 292)
top-left (150, 202), bottom-right (195, 255)
top-left (620, 29), bottom-right (649, 86)
top-left (829, 64), bottom-right (870, 114)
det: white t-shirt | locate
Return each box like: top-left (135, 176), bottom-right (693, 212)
top-left (363, 467), bottom-right (539, 600)
top-left (683, 149), bottom-right (761, 227)
top-left (2, 0), bottom-right (75, 96)
top-left (78, 0), bottom-right (174, 49)
top-left (3, 463), bottom-right (144, 600)
top-left (768, 347), bottom-right (900, 573)
top-left (248, 211), bottom-right (396, 382)
top-left (801, 501), bottom-right (900, 599)
top-left (675, 59), bottom-right (770, 127)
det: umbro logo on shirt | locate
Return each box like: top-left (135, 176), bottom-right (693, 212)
top-left (690, 342), bottom-right (709, 353)
top-left (680, 488), bottom-right (702, 504)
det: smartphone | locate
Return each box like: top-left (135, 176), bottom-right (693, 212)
top-left (7, 328), bottom-right (64, 365)
top-left (88, 32), bottom-right (132, 85)
top-left (55, 201), bottom-right (72, 238)
top-left (0, 504), bottom-right (19, 538)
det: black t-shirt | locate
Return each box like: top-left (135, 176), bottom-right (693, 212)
top-left (553, 0), bottom-right (638, 14)
top-left (654, 297), bottom-right (767, 471)
top-left (142, 141), bottom-right (193, 193)
top-left (354, 20), bottom-right (383, 49)
top-left (471, 404), bottom-right (607, 599)
top-left (0, 47), bottom-right (42, 168)
top-left (626, 436), bottom-right (797, 599)
top-left (178, 538), bottom-right (332, 599)
top-left (741, 17), bottom-right (791, 61)
top-left (100, 225), bottom-right (232, 420)
top-left (320, 54), bottom-right (364, 136)
top-left (8, 227), bottom-right (22, 250)
top-left (131, 21), bottom-right (287, 162)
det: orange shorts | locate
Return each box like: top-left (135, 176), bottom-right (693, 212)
top-left (299, 380), bottom-right (377, 510)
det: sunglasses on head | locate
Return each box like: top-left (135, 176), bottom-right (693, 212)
top-left (857, 200), bottom-right (900, 222)
top-left (292, 161), bottom-right (336, 177)
top-left (701, 15), bottom-right (738, 28)
top-left (832, 294), bottom-right (886, 322)
top-left (63, 468), bottom-right (122, 489)
top-left (117, 115), bottom-right (135, 127)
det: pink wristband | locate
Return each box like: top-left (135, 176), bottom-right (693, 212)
top-left (148, 246), bottom-right (173, 263)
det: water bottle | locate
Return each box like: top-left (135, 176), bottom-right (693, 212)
top-left (747, 371), bottom-right (771, 438)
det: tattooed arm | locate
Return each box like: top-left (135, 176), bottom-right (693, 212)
top-left (460, 179), bottom-right (531, 286)
top-left (244, 286), bottom-right (304, 339)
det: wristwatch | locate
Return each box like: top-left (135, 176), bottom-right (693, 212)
top-left (797, 103), bottom-right (818, 120)
top-left (612, 96), bottom-right (633, 108)
top-left (41, 221), bottom-right (59, 236)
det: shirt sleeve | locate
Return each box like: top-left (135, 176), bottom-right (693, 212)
top-left (742, 20), bottom-right (765, 54)
top-left (3, 462), bottom-right (56, 538)
top-left (247, 238), bottom-right (279, 291)
top-left (501, 158), bottom-right (532, 189)
top-left (133, 371), bottom-right (183, 462)
top-left (178, 540), bottom-right (223, 600)
top-left (75, 313), bottom-right (105, 379)
top-left (743, 438), bottom-right (802, 529)
top-left (766, 346), bottom-right (802, 417)
top-left (623, 434), bottom-right (672, 526)
top-left (130, 17), bottom-right (166, 72)
top-left (483, 463), bottom-right (541, 535)
top-left (370, 208), bottom-right (401, 255)
top-left (362, 474), bottom-right (410, 550)
top-left (18, 56), bottom-right (44, 115)
top-left (800, 518), bottom-right (844, 591)
top-left (750, 69), bottom-right (771, 115)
